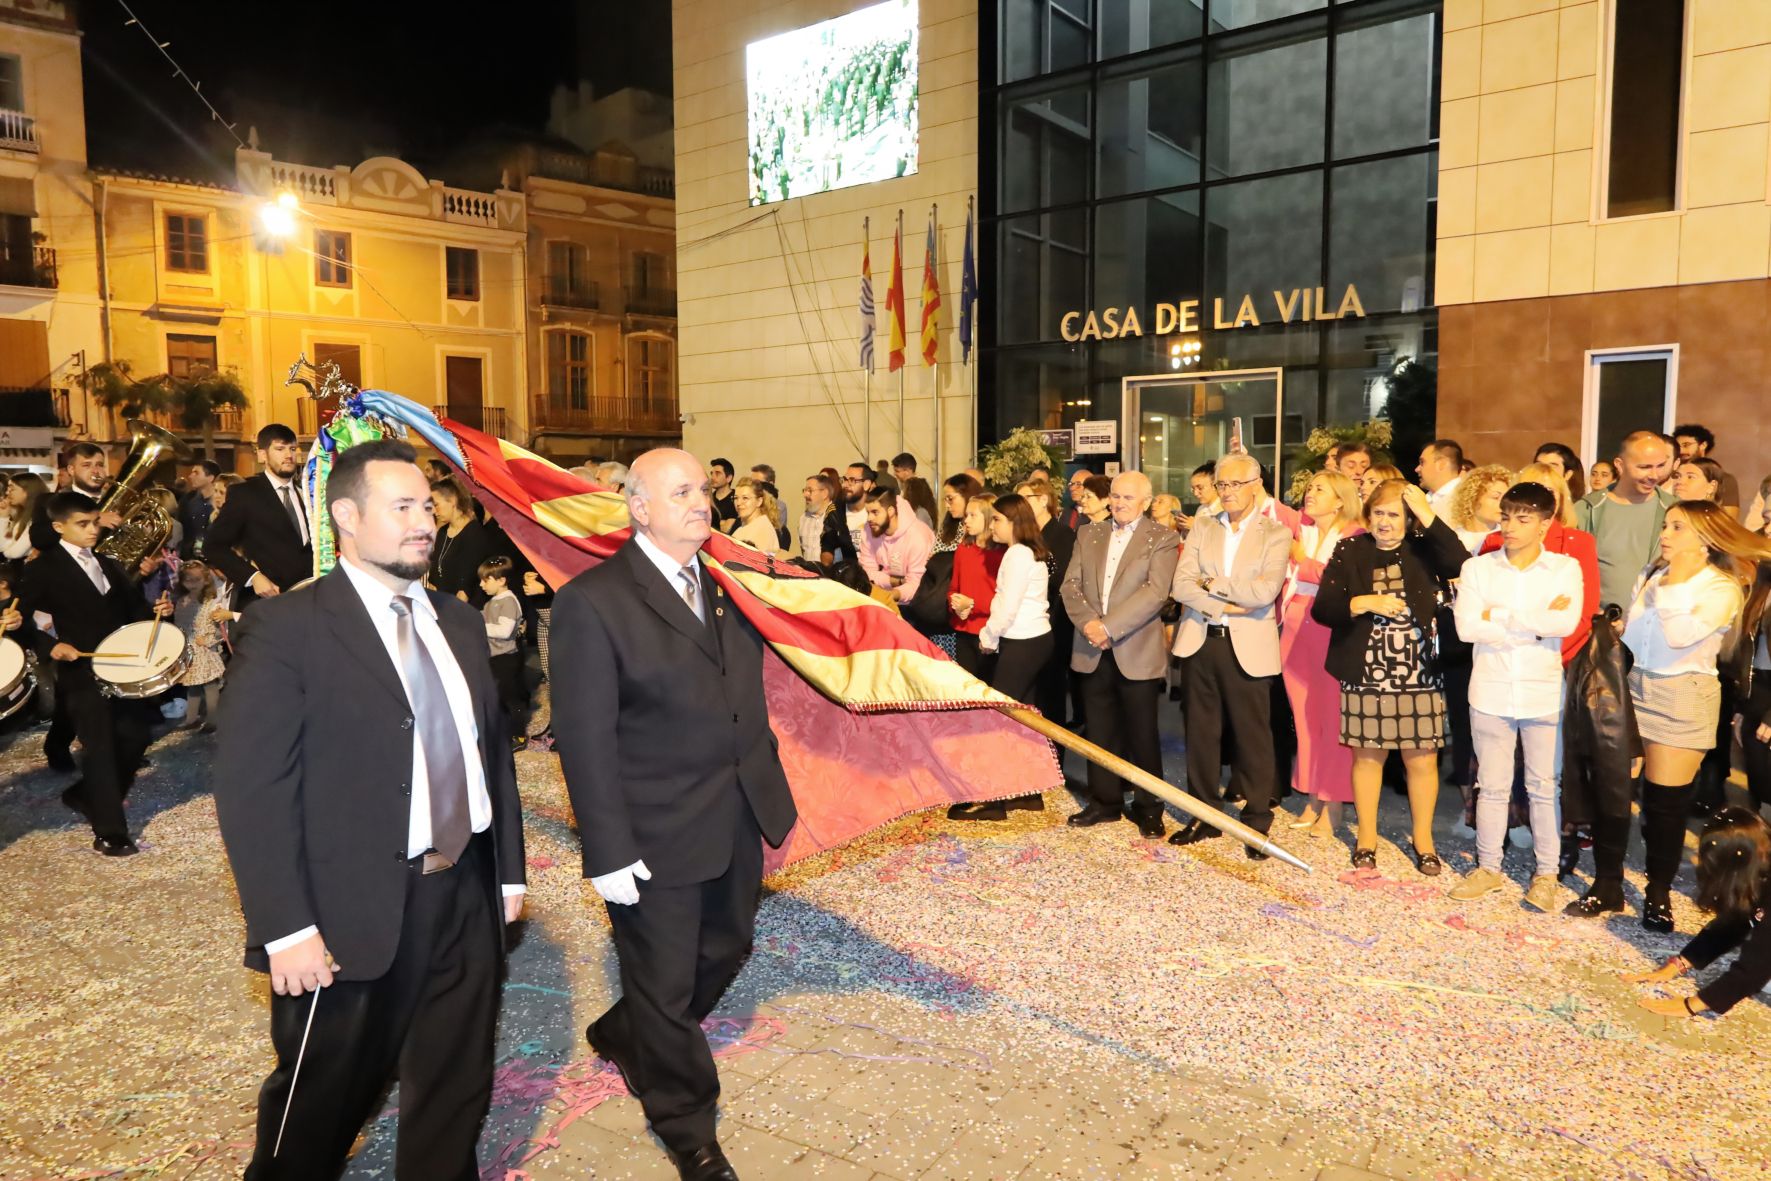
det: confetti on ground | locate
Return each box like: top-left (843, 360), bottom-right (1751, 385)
top-left (1, 716), bottom-right (1767, 1179)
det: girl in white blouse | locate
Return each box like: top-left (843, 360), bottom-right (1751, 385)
top-left (962, 494), bottom-right (1053, 822)
top-left (1620, 501), bottom-right (1771, 933)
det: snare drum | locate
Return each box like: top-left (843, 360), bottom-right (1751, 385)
top-left (0, 637), bottom-right (35, 720)
top-left (91, 620), bottom-right (191, 699)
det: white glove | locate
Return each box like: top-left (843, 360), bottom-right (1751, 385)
top-left (590, 859), bottom-right (652, 906)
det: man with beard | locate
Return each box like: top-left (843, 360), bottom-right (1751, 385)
top-left (207, 424), bottom-right (316, 609)
top-left (552, 448), bottom-right (797, 1181)
top-left (858, 487), bottom-right (936, 606)
top-left (841, 462), bottom-right (871, 557)
top-left (707, 457), bottom-right (738, 534)
top-left (29, 441), bottom-right (121, 552)
top-left (214, 439), bottom-right (526, 1179)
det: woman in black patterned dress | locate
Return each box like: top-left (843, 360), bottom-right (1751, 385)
top-left (1313, 480), bottom-right (1470, 874)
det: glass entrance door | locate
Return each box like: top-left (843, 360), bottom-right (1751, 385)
top-left (1121, 368), bottom-right (1289, 507)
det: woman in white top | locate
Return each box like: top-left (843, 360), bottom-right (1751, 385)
top-left (962, 493), bottom-right (1053, 822)
top-left (0, 472), bottom-right (46, 563)
top-left (1621, 501), bottom-right (1771, 933)
top-left (730, 477), bottom-right (784, 557)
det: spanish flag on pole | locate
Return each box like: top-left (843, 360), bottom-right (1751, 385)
top-left (920, 205), bottom-right (941, 367)
top-left (885, 212), bottom-right (907, 372)
top-left (340, 388), bottom-right (1062, 873)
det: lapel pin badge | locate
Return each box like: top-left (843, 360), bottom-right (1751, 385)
top-left (716, 606), bottom-right (725, 617)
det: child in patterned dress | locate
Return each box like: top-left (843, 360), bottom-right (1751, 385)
top-left (174, 560), bottom-right (237, 731)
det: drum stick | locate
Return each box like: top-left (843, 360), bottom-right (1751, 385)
top-left (272, 987), bottom-right (322, 1158)
top-left (78, 652), bottom-right (135, 660)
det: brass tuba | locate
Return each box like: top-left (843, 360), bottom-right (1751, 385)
top-left (95, 418), bottom-right (196, 569)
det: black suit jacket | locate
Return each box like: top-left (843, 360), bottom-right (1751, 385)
top-left (16, 544), bottom-right (150, 687)
top-left (1310, 517), bottom-right (1469, 684)
top-left (212, 567), bottom-right (526, 980)
top-left (550, 539), bottom-right (798, 886)
top-left (205, 473), bottom-right (313, 595)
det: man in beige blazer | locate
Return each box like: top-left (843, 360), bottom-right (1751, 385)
top-left (1060, 470), bottom-right (1182, 837)
top-left (1169, 452), bottom-right (1292, 857)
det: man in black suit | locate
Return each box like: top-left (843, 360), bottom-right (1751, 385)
top-left (213, 439), bottom-right (526, 1181)
top-left (552, 448), bottom-right (798, 1181)
top-left (18, 493), bottom-right (171, 855)
top-left (29, 443), bottom-right (123, 772)
top-left (206, 423), bottom-right (314, 606)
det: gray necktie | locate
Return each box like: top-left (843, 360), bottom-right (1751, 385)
top-left (390, 595), bottom-right (469, 862)
top-left (279, 482), bottom-right (307, 544)
top-left (678, 566), bottom-right (701, 621)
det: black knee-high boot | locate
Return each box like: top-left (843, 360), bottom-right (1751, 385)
top-left (1639, 779), bottom-right (1694, 931)
top-left (1566, 808), bottom-right (1632, 915)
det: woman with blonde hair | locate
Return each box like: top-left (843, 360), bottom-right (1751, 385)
top-left (730, 476), bottom-right (784, 556)
top-left (1360, 463), bottom-right (1403, 503)
top-left (1281, 469), bottom-right (1364, 838)
top-left (1578, 502), bottom-right (1771, 931)
top-left (1149, 493), bottom-right (1185, 533)
top-left (1447, 464), bottom-right (1514, 552)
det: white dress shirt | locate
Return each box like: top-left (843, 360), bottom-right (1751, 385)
top-left (1216, 508), bottom-right (1255, 575)
top-left (980, 544), bottom-right (1051, 650)
top-left (1428, 474), bottom-right (1463, 522)
top-left (61, 540), bottom-right (110, 594)
top-left (1453, 547), bottom-right (1584, 719)
top-left (1623, 564), bottom-right (1744, 677)
top-left (267, 471), bottom-right (310, 546)
top-left (634, 530), bottom-right (705, 622)
top-left (265, 556), bottom-right (519, 955)
top-left (1100, 519), bottom-right (1139, 605)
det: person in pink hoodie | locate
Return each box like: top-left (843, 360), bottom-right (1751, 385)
top-left (859, 488), bottom-right (936, 604)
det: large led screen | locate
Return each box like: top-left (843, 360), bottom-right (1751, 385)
top-left (746, 0), bottom-right (919, 206)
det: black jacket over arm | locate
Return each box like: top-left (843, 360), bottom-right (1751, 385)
top-left (204, 473), bottom-right (313, 594)
top-left (549, 540), bottom-right (798, 886)
top-left (1311, 516), bottom-right (1469, 684)
top-left (211, 568), bottom-right (525, 980)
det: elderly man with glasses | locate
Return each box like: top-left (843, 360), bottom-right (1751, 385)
top-left (1168, 453), bottom-right (1294, 856)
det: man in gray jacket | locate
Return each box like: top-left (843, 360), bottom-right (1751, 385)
top-left (1168, 452), bottom-right (1292, 856)
top-left (1060, 471), bottom-right (1182, 837)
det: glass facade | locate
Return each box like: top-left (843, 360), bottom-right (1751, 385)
top-left (980, 0), bottom-right (1441, 498)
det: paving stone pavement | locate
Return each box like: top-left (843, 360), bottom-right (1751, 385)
top-left (2, 716), bottom-right (1765, 1180)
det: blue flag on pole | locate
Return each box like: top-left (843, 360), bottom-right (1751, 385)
top-left (958, 199), bottom-right (978, 364)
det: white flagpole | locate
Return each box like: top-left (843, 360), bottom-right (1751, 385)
top-left (931, 203), bottom-right (940, 480)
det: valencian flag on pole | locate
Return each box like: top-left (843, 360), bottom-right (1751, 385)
top-left (920, 206), bottom-right (941, 367)
top-left (959, 197), bottom-right (978, 364)
top-left (335, 388), bottom-right (1062, 873)
top-left (885, 214), bottom-right (907, 372)
top-left (859, 220), bottom-right (875, 374)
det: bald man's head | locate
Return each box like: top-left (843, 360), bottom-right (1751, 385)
top-left (628, 448), bottom-right (713, 557)
top-left (1616, 431), bottom-right (1675, 498)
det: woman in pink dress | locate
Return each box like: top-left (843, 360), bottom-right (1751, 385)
top-left (1281, 470), bottom-right (1365, 838)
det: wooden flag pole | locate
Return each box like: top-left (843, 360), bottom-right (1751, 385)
top-left (999, 705), bottom-right (1314, 872)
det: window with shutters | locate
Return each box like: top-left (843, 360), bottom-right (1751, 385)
top-left (165, 213), bottom-right (209, 272)
top-left (314, 229), bottom-right (352, 287)
top-left (446, 246), bottom-right (480, 301)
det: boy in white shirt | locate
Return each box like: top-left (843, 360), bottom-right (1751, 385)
top-left (479, 555), bottom-right (527, 749)
top-left (1449, 482), bottom-right (1585, 910)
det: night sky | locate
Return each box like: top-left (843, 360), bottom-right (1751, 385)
top-left (79, 0), bottom-right (673, 182)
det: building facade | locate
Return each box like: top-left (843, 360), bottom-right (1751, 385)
top-left (671, 0), bottom-right (981, 488)
top-left (1435, 0), bottom-right (1771, 485)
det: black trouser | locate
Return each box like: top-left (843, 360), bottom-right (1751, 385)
top-left (993, 633), bottom-right (1053, 705)
top-left (1182, 631), bottom-right (1277, 836)
top-left (245, 831), bottom-right (500, 1181)
top-left (1640, 779), bottom-right (1696, 900)
top-left (63, 679), bottom-right (150, 841)
top-left (1744, 676), bottom-right (1771, 811)
top-left (1079, 653), bottom-right (1164, 820)
top-left (954, 631), bottom-right (996, 685)
top-left (489, 651), bottom-right (527, 738)
top-left (1036, 615), bottom-right (1071, 722)
top-left (45, 670), bottom-right (75, 763)
top-left (595, 808), bottom-right (763, 1154)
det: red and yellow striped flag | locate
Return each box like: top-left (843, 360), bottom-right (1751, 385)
top-left (441, 422), bottom-right (1062, 871)
top-left (886, 217), bottom-right (907, 373)
top-left (920, 209), bottom-right (941, 367)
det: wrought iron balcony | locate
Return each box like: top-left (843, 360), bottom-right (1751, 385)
top-left (530, 393), bottom-right (679, 436)
top-left (434, 404), bottom-right (508, 437)
top-left (542, 276), bottom-right (600, 311)
top-left (0, 245), bottom-right (56, 289)
top-left (626, 286), bottom-right (676, 317)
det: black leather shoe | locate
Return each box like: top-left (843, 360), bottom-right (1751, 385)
top-left (947, 802), bottom-right (984, 820)
top-left (1167, 819), bottom-right (1222, 846)
top-left (1067, 803), bottom-right (1121, 828)
top-left (1642, 894), bottom-right (1675, 934)
top-left (1004, 794), bottom-right (1045, 812)
top-left (1132, 813), bottom-right (1164, 839)
top-left (585, 1022), bottom-right (637, 1092)
top-left (92, 835), bottom-right (139, 857)
top-left (669, 1142), bottom-right (739, 1181)
top-left (60, 783), bottom-right (90, 821)
top-left (951, 801), bottom-right (1007, 821)
top-left (1563, 885), bottom-right (1624, 917)
top-left (46, 745), bottom-right (75, 773)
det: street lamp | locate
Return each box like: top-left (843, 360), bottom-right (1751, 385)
top-left (259, 190), bottom-right (298, 239)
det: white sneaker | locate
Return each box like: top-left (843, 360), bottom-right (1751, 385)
top-left (1448, 867), bottom-right (1508, 901)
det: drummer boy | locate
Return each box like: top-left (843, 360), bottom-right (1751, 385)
top-left (17, 492), bottom-right (172, 856)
